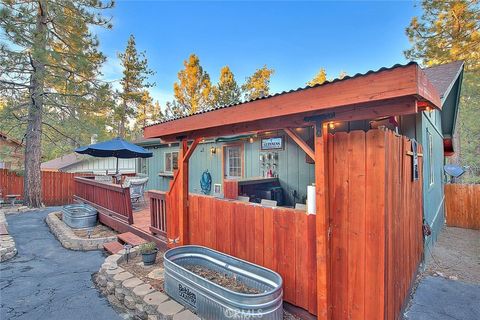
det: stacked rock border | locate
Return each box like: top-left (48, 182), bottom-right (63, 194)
top-left (0, 211), bottom-right (17, 262)
top-left (46, 211), bottom-right (117, 251)
top-left (95, 248), bottom-right (199, 320)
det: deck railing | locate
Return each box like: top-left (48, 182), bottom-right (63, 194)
top-left (148, 190), bottom-right (167, 237)
top-left (74, 176), bottom-right (133, 224)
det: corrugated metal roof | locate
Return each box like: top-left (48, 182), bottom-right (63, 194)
top-left (145, 61), bottom-right (419, 128)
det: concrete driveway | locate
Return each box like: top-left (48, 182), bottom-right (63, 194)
top-left (0, 208), bottom-right (122, 320)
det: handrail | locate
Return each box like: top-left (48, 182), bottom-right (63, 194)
top-left (148, 190), bottom-right (167, 237)
top-left (74, 176), bottom-right (126, 192)
top-left (74, 176), bottom-right (133, 224)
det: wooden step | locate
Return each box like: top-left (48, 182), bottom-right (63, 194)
top-left (103, 241), bottom-right (124, 255)
top-left (117, 232), bottom-right (148, 246)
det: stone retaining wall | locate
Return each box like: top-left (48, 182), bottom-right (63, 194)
top-left (46, 212), bottom-right (117, 251)
top-left (0, 211), bottom-right (17, 262)
top-left (95, 248), bottom-right (199, 320)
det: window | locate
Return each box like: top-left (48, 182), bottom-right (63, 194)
top-left (137, 158), bottom-right (147, 174)
top-left (224, 145), bottom-right (243, 179)
top-left (164, 151), bottom-right (179, 173)
top-left (427, 129), bottom-right (434, 186)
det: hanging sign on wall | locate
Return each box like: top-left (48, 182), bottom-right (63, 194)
top-left (261, 136), bottom-right (284, 150)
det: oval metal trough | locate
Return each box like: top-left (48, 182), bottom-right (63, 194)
top-left (164, 245), bottom-right (283, 319)
top-left (61, 204), bottom-right (98, 229)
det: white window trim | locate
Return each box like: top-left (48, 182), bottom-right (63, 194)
top-left (164, 151), bottom-right (179, 174)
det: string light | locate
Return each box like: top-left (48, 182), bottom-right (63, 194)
top-left (328, 122), bottom-right (336, 130)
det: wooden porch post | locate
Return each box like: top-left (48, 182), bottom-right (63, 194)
top-left (178, 140), bottom-right (188, 245)
top-left (177, 138), bottom-right (201, 246)
top-left (314, 123), bottom-right (331, 320)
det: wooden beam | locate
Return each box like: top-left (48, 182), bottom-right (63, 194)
top-left (154, 97), bottom-right (418, 142)
top-left (284, 128), bottom-right (315, 161)
top-left (315, 123), bottom-right (331, 320)
top-left (182, 138), bottom-right (201, 163)
top-left (145, 64), bottom-right (434, 139)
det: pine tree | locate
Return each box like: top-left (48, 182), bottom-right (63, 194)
top-left (405, 0), bottom-right (479, 71)
top-left (134, 91), bottom-right (164, 137)
top-left (173, 54), bottom-right (212, 114)
top-left (212, 66), bottom-right (241, 107)
top-left (117, 34), bottom-right (155, 138)
top-left (405, 0), bottom-right (480, 182)
top-left (241, 65), bottom-right (274, 100)
top-left (308, 68), bottom-right (327, 86)
top-left (0, 0), bottom-right (113, 207)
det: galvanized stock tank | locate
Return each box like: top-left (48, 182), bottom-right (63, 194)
top-left (61, 204), bottom-right (97, 229)
top-left (164, 245), bottom-right (283, 320)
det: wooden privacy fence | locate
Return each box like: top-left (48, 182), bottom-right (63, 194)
top-left (165, 129), bottom-right (424, 319)
top-left (0, 169), bottom-right (78, 206)
top-left (328, 130), bottom-right (423, 319)
top-left (188, 194), bottom-right (318, 314)
top-left (445, 184), bottom-right (480, 230)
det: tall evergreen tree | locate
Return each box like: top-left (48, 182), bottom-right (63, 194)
top-left (0, 0), bottom-right (113, 207)
top-left (116, 34), bottom-right (155, 138)
top-left (212, 66), bottom-right (241, 107)
top-left (134, 91), bottom-right (163, 137)
top-left (307, 68), bottom-right (327, 86)
top-left (405, 0), bottom-right (480, 182)
top-left (173, 54), bottom-right (212, 114)
top-left (241, 65), bottom-right (274, 100)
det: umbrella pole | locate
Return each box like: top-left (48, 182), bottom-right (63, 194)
top-left (116, 157), bottom-right (119, 174)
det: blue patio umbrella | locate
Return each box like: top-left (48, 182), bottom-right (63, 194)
top-left (75, 137), bottom-right (153, 174)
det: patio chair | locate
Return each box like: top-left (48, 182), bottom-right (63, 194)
top-left (125, 177), bottom-right (149, 209)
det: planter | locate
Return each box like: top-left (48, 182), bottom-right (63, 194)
top-left (164, 245), bottom-right (283, 319)
top-left (141, 249), bottom-right (158, 266)
top-left (62, 204), bottom-right (97, 229)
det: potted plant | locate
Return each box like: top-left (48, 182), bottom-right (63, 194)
top-left (139, 242), bottom-right (158, 266)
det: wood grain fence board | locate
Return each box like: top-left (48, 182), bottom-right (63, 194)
top-left (346, 130), bottom-right (366, 320)
top-left (331, 131), bottom-right (349, 319)
top-left (445, 184), bottom-right (480, 230)
top-left (254, 205), bottom-right (265, 266)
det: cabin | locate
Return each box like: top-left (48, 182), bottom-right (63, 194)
top-left (74, 61), bottom-right (464, 320)
top-left (0, 131), bottom-right (24, 170)
top-left (41, 152), bottom-right (136, 174)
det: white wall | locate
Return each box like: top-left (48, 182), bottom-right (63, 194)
top-left (63, 156), bottom-right (136, 174)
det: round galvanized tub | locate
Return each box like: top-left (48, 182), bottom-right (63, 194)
top-left (164, 245), bottom-right (283, 319)
top-left (61, 204), bottom-right (97, 229)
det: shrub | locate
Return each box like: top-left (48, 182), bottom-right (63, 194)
top-left (139, 242), bottom-right (157, 254)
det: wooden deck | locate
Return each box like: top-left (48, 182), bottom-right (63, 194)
top-left (132, 205), bottom-right (151, 234)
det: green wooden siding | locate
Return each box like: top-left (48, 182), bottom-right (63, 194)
top-left (141, 129), bottom-right (315, 206)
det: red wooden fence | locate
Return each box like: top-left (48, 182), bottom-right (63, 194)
top-left (0, 169), bottom-right (78, 206)
top-left (445, 184), bottom-right (480, 230)
top-left (187, 195), bottom-right (318, 314)
top-left (327, 130), bottom-right (424, 319)
top-left (164, 129), bottom-right (424, 319)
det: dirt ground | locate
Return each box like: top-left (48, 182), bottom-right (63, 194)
top-left (55, 212), bottom-right (118, 239)
top-left (119, 251), bottom-right (165, 292)
top-left (424, 226), bottom-right (480, 284)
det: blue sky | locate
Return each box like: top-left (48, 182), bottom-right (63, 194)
top-left (97, 1), bottom-right (421, 106)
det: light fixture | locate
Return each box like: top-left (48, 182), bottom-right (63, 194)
top-left (425, 106), bottom-right (432, 113)
top-left (328, 122), bottom-right (336, 130)
top-left (210, 146), bottom-right (216, 155)
top-left (249, 137), bottom-right (254, 143)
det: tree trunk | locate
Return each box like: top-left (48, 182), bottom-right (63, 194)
top-left (24, 0), bottom-right (47, 207)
